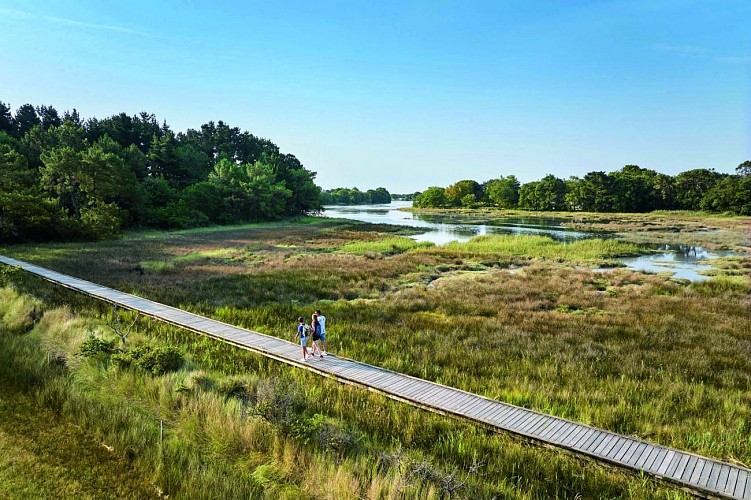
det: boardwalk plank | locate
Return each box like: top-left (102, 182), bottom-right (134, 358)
top-left (472, 401), bottom-right (508, 422)
top-left (461, 397), bottom-right (493, 416)
top-left (603, 436), bottom-right (627, 460)
top-left (734, 470), bottom-right (748, 498)
top-left (625, 442), bottom-right (647, 465)
top-left (502, 408), bottom-right (530, 429)
top-left (515, 413), bottom-right (545, 433)
top-left (635, 446), bottom-right (660, 469)
top-left (538, 419), bottom-right (567, 441)
top-left (480, 404), bottom-right (517, 424)
top-left (706, 463), bottom-right (722, 490)
top-left (528, 416), bottom-right (556, 437)
top-left (472, 401), bottom-right (504, 420)
top-left (464, 399), bottom-right (498, 419)
top-left (724, 468), bottom-right (740, 496)
top-left (651, 448), bottom-right (671, 474)
top-left (573, 429), bottom-right (597, 450)
top-left (563, 427), bottom-right (589, 449)
top-left (689, 459), bottom-right (708, 485)
top-left (647, 448), bottom-right (669, 473)
top-left (591, 433), bottom-right (615, 456)
top-left (581, 430), bottom-right (605, 454)
top-left (672, 453), bottom-right (693, 481)
top-left (711, 463), bottom-right (728, 492)
top-left (550, 423), bottom-right (578, 445)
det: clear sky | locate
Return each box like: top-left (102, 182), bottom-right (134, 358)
top-left (1, 0), bottom-right (749, 192)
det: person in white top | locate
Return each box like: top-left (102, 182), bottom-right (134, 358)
top-left (315, 309), bottom-right (327, 356)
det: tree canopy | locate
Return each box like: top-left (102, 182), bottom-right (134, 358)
top-left (321, 186), bottom-right (391, 205)
top-left (413, 164), bottom-right (751, 215)
top-left (0, 100), bottom-right (322, 242)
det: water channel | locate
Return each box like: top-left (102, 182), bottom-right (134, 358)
top-left (321, 201), bottom-right (731, 281)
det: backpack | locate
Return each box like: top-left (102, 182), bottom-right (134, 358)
top-left (302, 324), bottom-right (312, 337)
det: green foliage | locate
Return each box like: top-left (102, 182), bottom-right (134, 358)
top-left (76, 336), bottom-right (118, 357)
top-left (322, 186), bottom-right (391, 205)
top-left (113, 344), bottom-right (183, 375)
top-left (414, 163), bottom-right (748, 215)
top-left (445, 179), bottom-right (483, 207)
top-left (413, 186), bottom-right (448, 208)
top-left (0, 100), bottom-right (323, 242)
top-left (518, 174), bottom-right (567, 210)
top-left (484, 175), bottom-right (520, 208)
top-left (674, 168), bottom-right (724, 211)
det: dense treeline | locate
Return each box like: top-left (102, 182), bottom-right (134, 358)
top-left (0, 101), bottom-right (322, 242)
top-left (413, 164), bottom-right (751, 215)
top-left (321, 186), bottom-right (391, 205)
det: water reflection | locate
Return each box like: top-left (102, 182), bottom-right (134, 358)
top-left (617, 245), bottom-right (732, 282)
top-left (320, 202), bottom-right (728, 281)
top-left (323, 202), bottom-right (588, 243)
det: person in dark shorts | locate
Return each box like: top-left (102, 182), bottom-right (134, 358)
top-left (310, 312), bottom-right (324, 359)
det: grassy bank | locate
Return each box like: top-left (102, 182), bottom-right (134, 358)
top-left (0, 286), bottom-right (689, 499)
top-left (0, 384), bottom-right (156, 499)
top-left (1, 215), bottom-right (749, 496)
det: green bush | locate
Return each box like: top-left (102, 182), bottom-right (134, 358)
top-left (113, 344), bottom-right (184, 375)
top-left (77, 336), bottom-right (119, 357)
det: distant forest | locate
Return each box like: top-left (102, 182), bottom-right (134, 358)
top-left (321, 186), bottom-right (391, 205)
top-left (0, 101), bottom-right (322, 242)
top-left (413, 164), bottom-right (751, 215)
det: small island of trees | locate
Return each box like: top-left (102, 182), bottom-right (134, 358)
top-left (413, 164), bottom-right (751, 215)
top-left (321, 186), bottom-right (391, 205)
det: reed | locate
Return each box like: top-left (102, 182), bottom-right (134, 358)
top-left (0, 286), bottom-right (692, 498)
top-left (1, 213), bottom-right (747, 497)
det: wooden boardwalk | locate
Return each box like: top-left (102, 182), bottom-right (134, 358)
top-left (1, 253), bottom-right (749, 499)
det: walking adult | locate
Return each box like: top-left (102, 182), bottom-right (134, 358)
top-left (315, 309), bottom-right (327, 356)
top-left (310, 312), bottom-right (324, 359)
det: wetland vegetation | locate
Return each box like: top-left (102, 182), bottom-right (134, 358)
top-left (1, 212), bottom-right (749, 498)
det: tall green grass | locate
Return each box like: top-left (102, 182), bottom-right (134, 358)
top-left (1, 215), bottom-right (746, 497)
top-left (340, 236), bottom-right (434, 255)
top-left (0, 285), bottom-right (693, 499)
top-left (434, 234), bottom-right (642, 261)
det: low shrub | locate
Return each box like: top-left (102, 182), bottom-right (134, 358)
top-left (77, 336), bottom-right (119, 357)
top-left (113, 344), bottom-right (184, 375)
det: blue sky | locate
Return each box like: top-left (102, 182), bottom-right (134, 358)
top-left (1, 0), bottom-right (749, 192)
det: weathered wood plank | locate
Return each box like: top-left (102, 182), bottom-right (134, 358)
top-left (515, 413), bottom-right (545, 433)
top-left (707, 462), bottom-right (725, 492)
top-left (689, 458), bottom-right (708, 485)
top-left (634, 445), bottom-right (660, 469)
top-left (549, 423), bottom-right (578, 445)
top-left (734, 469), bottom-right (748, 498)
top-left (724, 467), bottom-right (740, 496)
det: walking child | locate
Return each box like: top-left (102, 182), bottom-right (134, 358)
top-left (295, 317), bottom-right (310, 361)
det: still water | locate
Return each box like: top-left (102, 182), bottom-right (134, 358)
top-left (321, 201), bottom-right (730, 281)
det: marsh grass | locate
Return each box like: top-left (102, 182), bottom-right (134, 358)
top-left (407, 207), bottom-right (751, 251)
top-left (433, 234), bottom-right (642, 262)
top-left (340, 237), bottom-right (434, 255)
top-left (0, 215), bottom-right (747, 497)
top-left (0, 287), bottom-right (692, 499)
